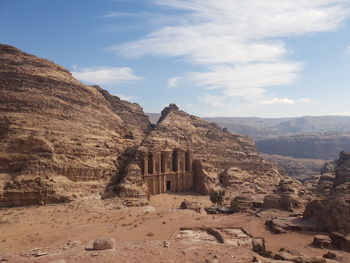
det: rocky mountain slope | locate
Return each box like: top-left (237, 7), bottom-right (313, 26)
top-left (304, 151), bottom-right (350, 233)
top-left (0, 44), bottom-right (284, 207)
top-left (136, 104), bottom-right (283, 197)
top-left (0, 44), bottom-right (151, 206)
top-left (149, 114), bottom-right (350, 161)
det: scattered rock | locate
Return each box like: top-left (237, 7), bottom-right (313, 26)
top-left (322, 251), bottom-right (337, 260)
top-left (312, 235), bottom-right (332, 249)
top-left (330, 232), bottom-right (350, 252)
top-left (274, 250), bottom-right (326, 263)
top-left (92, 238), bottom-right (115, 250)
top-left (163, 241), bottom-right (170, 248)
top-left (180, 200), bottom-right (202, 213)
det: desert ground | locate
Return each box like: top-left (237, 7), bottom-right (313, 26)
top-left (1, 193), bottom-right (349, 263)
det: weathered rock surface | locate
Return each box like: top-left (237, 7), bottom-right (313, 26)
top-left (0, 44), bottom-right (284, 207)
top-left (274, 250), bottom-right (326, 263)
top-left (265, 216), bottom-right (321, 234)
top-left (179, 200), bottom-right (202, 213)
top-left (312, 235), bottom-right (332, 249)
top-left (304, 152), bottom-right (350, 234)
top-left (263, 178), bottom-right (306, 211)
top-left (329, 232), bottom-right (350, 252)
top-left (138, 104), bottom-right (283, 196)
top-left (0, 44), bottom-right (151, 206)
top-left (92, 238), bottom-right (115, 250)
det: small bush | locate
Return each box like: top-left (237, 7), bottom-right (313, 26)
top-left (209, 189), bottom-right (225, 206)
top-left (252, 243), bottom-right (273, 258)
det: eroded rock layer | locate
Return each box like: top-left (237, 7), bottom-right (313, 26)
top-left (0, 44), bottom-right (151, 206)
top-left (304, 151), bottom-right (350, 233)
top-left (134, 104), bottom-right (283, 196)
top-left (0, 44), bottom-right (284, 207)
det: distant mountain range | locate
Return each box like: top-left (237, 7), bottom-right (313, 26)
top-left (204, 116), bottom-right (350, 139)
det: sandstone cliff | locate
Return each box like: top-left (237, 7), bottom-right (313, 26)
top-left (304, 151), bottom-right (350, 233)
top-left (134, 104), bottom-right (283, 197)
top-left (0, 44), bottom-right (284, 207)
top-left (0, 44), bottom-right (151, 206)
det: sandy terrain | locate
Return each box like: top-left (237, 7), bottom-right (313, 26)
top-left (0, 193), bottom-right (349, 262)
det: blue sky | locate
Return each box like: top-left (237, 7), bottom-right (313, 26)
top-left (1, 0), bottom-right (350, 117)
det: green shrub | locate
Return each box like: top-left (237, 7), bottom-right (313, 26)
top-left (209, 189), bottom-right (225, 206)
top-left (252, 243), bottom-right (273, 258)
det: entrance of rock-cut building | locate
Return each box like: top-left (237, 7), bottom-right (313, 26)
top-left (166, 180), bottom-right (171, 192)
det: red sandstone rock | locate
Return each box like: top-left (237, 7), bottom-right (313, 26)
top-left (0, 44), bottom-right (151, 206)
top-left (304, 152), bottom-right (350, 234)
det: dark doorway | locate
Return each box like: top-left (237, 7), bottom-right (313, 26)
top-left (166, 181), bottom-right (171, 192)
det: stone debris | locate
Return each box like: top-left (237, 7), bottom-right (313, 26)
top-left (274, 250), bottom-right (326, 263)
top-left (92, 238), bottom-right (115, 250)
top-left (163, 241), bottom-right (171, 248)
top-left (329, 232), bottom-right (350, 252)
top-left (265, 216), bottom-right (321, 234)
top-left (179, 200), bottom-right (202, 213)
top-left (322, 251), bottom-right (337, 260)
top-left (312, 235), bottom-right (332, 249)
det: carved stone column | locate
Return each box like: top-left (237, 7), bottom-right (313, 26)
top-left (163, 150), bottom-right (172, 173)
top-left (178, 150), bottom-right (185, 172)
top-left (143, 155), bottom-right (148, 175)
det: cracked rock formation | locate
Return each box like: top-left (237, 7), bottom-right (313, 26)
top-left (0, 44), bottom-right (151, 206)
top-left (0, 44), bottom-right (283, 206)
top-left (133, 104), bottom-right (283, 196)
top-left (304, 151), bottom-right (350, 233)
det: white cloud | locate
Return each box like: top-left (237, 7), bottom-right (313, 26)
top-left (71, 66), bottom-right (141, 85)
top-left (110, 0), bottom-right (350, 105)
top-left (112, 93), bottom-right (137, 102)
top-left (189, 63), bottom-right (303, 98)
top-left (261, 97), bottom-right (312, 105)
top-left (98, 12), bottom-right (139, 19)
top-left (346, 46), bottom-right (350, 54)
top-left (167, 76), bottom-right (180, 88)
top-left (199, 94), bottom-right (228, 107)
top-left (299, 98), bottom-right (312, 104)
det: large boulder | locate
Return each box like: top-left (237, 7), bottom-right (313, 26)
top-left (330, 232), bottom-right (350, 252)
top-left (92, 238), bottom-right (115, 250)
top-left (179, 200), bottom-right (202, 213)
top-left (263, 178), bottom-right (305, 211)
top-left (312, 235), bottom-right (332, 249)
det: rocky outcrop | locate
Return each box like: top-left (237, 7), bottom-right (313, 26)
top-left (304, 151), bottom-right (350, 233)
top-left (263, 178), bottom-right (306, 211)
top-left (0, 44), bottom-right (151, 206)
top-left (138, 104), bottom-right (283, 196)
top-left (312, 235), bottom-right (332, 249)
top-left (179, 200), bottom-right (202, 213)
top-left (315, 173), bottom-right (335, 196)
